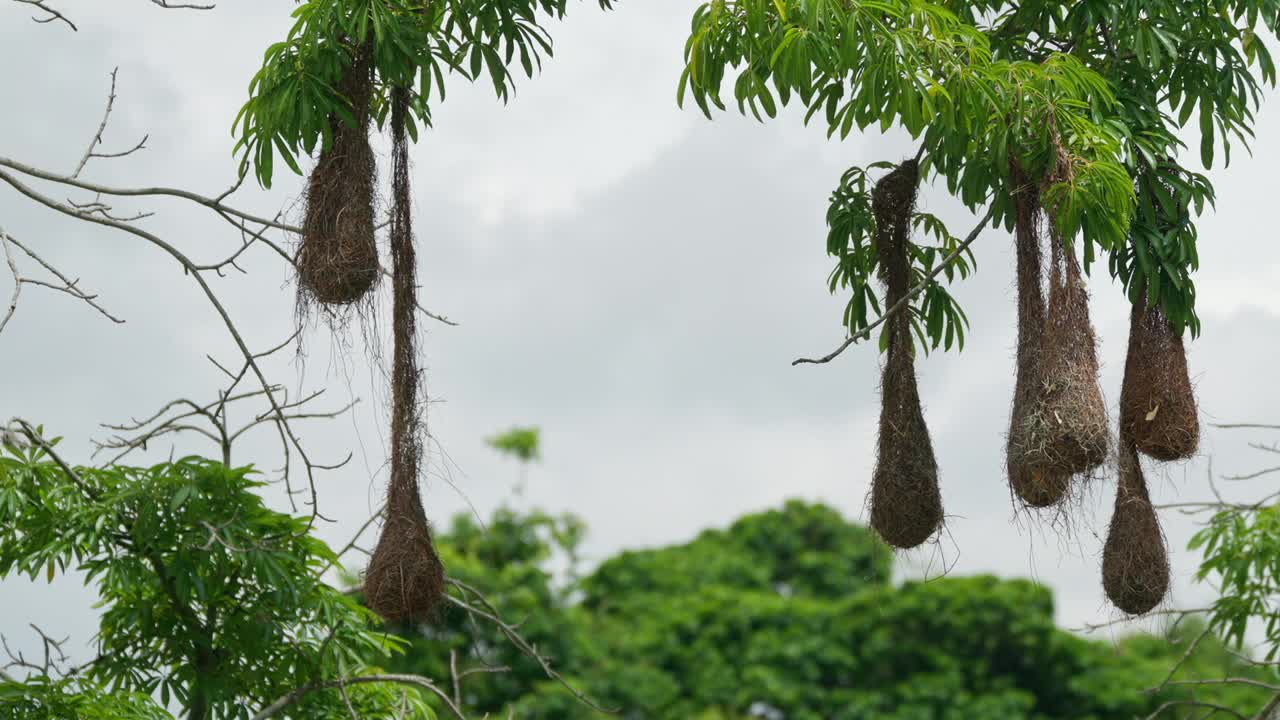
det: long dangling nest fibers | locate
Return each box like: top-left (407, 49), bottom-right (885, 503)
top-left (867, 159), bottom-right (944, 549)
top-left (364, 88), bottom-right (445, 623)
top-left (1005, 164), bottom-right (1070, 508)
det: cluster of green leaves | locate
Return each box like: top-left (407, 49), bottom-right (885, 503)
top-left (487, 426), bottom-right (542, 463)
top-left (0, 676), bottom-right (171, 720)
top-left (680, 0), bottom-right (1280, 343)
top-left (826, 162), bottom-right (976, 353)
top-left (971, 0), bottom-right (1279, 333)
top-left (1191, 499), bottom-right (1280, 659)
top-left (387, 499), bottom-right (1275, 719)
top-left (0, 436), bottom-right (431, 719)
top-left (236, 0), bottom-right (612, 187)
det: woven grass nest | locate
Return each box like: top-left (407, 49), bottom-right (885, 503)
top-left (1119, 292), bottom-right (1199, 462)
top-left (867, 159), bottom-right (944, 550)
top-left (1102, 445), bottom-right (1170, 615)
top-left (297, 45), bottom-right (379, 307)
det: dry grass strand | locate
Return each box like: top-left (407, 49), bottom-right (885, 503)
top-left (365, 87), bottom-right (445, 622)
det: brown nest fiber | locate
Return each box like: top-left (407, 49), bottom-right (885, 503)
top-left (1120, 292), bottom-right (1199, 461)
top-left (1004, 167), bottom-right (1070, 508)
top-left (364, 88), bottom-right (445, 623)
top-left (365, 478), bottom-right (446, 623)
top-left (867, 159), bottom-right (944, 550)
top-left (1033, 228), bottom-right (1110, 476)
top-left (1102, 445), bottom-right (1170, 615)
top-left (297, 43), bottom-right (379, 307)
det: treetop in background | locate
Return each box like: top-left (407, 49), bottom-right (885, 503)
top-left (389, 498), bottom-right (1280, 719)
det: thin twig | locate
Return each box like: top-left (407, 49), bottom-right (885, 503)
top-left (445, 579), bottom-right (616, 714)
top-left (252, 674), bottom-right (466, 720)
top-left (0, 228), bottom-right (21, 334)
top-left (1154, 625), bottom-right (1213, 691)
top-left (0, 167), bottom-right (325, 517)
top-left (1145, 700), bottom-right (1246, 720)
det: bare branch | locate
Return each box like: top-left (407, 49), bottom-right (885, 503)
top-left (1072, 607), bottom-right (1212, 634)
top-left (1145, 699), bottom-right (1246, 720)
top-left (253, 674), bottom-right (466, 720)
top-left (1156, 678), bottom-right (1280, 693)
top-left (1153, 624), bottom-right (1213, 692)
top-left (3, 232), bottom-right (124, 326)
top-left (11, 0), bottom-right (77, 30)
top-left (150, 0), bottom-right (215, 8)
top-left (74, 69), bottom-right (127, 179)
top-left (378, 267), bottom-right (459, 326)
top-left (8, 0), bottom-right (214, 31)
top-left (1, 228), bottom-right (21, 334)
top-left (0, 154), bottom-right (299, 234)
top-left (445, 578), bottom-right (616, 714)
top-left (793, 203), bottom-right (996, 366)
top-left (0, 167), bottom-right (327, 515)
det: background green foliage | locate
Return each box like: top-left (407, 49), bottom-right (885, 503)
top-left (679, 0), bottom-right (1280, 342)
top-left (387, 499), bottom-right (1277, 719)
top-left (3, 430), bottom-right (1278, 719)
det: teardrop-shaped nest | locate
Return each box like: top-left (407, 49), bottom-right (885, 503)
top-left (1005, 168), bottom-right (1072, 509)
top-left (1120, 293), bottom-right (1199, 461)
top-left (870, 338), bottom-right (944, 549)
top-left (867, 158), bottom-right (943, 550)
top-left (297, 44), bottom-right (379, 307)
top-left (364, 480), bottom-right (446, 623)
top-left (1102, 446), bottom-right (1170, 615)
top-left (1035, 236), bottom-right (1110, 475)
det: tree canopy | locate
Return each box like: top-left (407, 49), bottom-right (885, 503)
top-left (235, 0), bottom-right (613, 187)
top-left (680, 0), bottom-right (1280, 344)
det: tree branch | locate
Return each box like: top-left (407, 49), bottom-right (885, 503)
top-left (0, 166), bottom-right (327, 516)
top-left (793, 202), bottom-right (996, 366)
top-left (1145, 699), bottom-right (1246, 720)
top-left (252, 674), bottom-right (466, 720)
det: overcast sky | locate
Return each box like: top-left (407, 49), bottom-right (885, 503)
top-left (2, 1), bottom-right (1279, 668)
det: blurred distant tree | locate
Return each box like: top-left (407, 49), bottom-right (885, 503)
top-left (388, 497), bottom-right (1276, 719)
top-left (486, 427), bottom-right (542, 464)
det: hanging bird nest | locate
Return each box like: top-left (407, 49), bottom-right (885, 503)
top-left (1102, 445), bottom-right (1170, 615)
top-left (867, 159), bottom-right (944, 550)
top-left (297, 43), bottom-right (380, 308)
top-left (364, 87), bottom-right (445, 623)
top-left (1029, 229), bottom-right (1110, 476)
top-left (1120, 292), bottom-right (1200, 461)
top-left (1005, 164), bottom-right (1070, 509)
top-left (869, 327), bottom-right (945, 549)
top-left (365, 477), bottom-right (446, 623)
